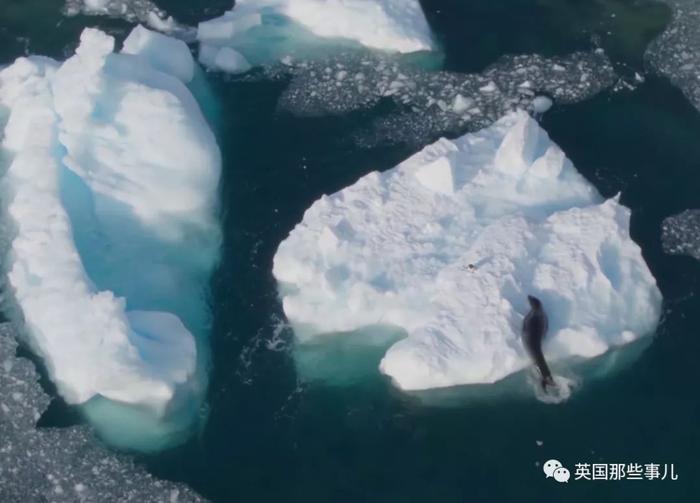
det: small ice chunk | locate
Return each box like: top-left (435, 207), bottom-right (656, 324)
top-left (531, 95), bottom-right (553, 113)
top-left (479, 81), bottom-right (498, 93)
top-left (213, 47), bottom-right (252, 74)
top-left (84, 0), bottom-right (109, 11)
top-left (146, 11), bottom-right (177, 32)
top-left (197, 13), bottom-right (262, 41)
top-left (452, 94), bottom-right (474, 114)
top-left (121, 25), bottom-right (195, 82)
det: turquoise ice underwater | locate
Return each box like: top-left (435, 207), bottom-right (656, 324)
top-left (2, 0), bottom-right (700, 502)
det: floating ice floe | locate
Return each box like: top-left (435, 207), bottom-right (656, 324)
top-left (273, 111), bottom-right (662, 391)
top-left (662, 209), bottom-right (700, 260)
top-left (0, 325), bottom-right (205, 502)
top-left (277, 50), bottom-right (615, 146)
top-left (196, 0), bottom-right (436, 73)
top-left (646, 0), bottom-right (700, 112)
top-left (0, 26), bottom-right (220, 448)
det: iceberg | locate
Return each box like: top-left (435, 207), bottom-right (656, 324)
top-left (273, 111), bottom-right (662, 391)
top-left (0, 26), bottom-right (220, 449)
top-left (196, 0), bottom-right (437, 73)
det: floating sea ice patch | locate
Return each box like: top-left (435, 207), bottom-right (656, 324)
top-left (646, 0), bottom-right (700, 114)
top-left (196, 0), bottom-right (437, 73)
top-left (662, 209), bottom-right (700, 260)
top-left (273, 111), bottom-right (662, 391)
top-left (0, 26), bottom-right (221, 446)
top-left (278, 50), bottom-right (615, 147)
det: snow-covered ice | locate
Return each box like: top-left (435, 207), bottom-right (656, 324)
top-left (273, 111), bottom-right (662, 390)
top-left (0, 26), bottom-right (220, 444)
top-left (196, 0), bottom-right (436, 73)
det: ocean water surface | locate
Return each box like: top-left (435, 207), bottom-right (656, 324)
top-left (2, 0), bottom-right (700, 501)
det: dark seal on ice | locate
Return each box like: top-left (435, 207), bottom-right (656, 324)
top-left (522, 295), bottom-right (555, 389)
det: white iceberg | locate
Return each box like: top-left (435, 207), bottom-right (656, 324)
top-left (273, 111), bottom-right (662, 391)
top-left (0, 26), bottom-right (220, 441)
top-left (196, 0), bottom-right (437, 73)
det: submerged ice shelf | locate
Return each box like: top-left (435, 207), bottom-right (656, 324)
top-left (273, 112), bottom-right (662, 391)
top-left (196, 0), bottom-right (436, 73)
top-left (0, 26), bottom-right (220, 449)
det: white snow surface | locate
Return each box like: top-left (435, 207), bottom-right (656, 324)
top-left (0, 27), bottom-right (220, 411)
top-left (197, 0), bottom-right (436, 72)
top-left (273, 112), bottom-right (662, 390)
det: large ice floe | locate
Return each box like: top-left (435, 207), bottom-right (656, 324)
top-left (647, 0), bottom-right (700, 113)
top-left (0, 26), bottom-right (221, 449)
top-left (273, 111), bottom-right (662, 391)
top-left (196, 0), bottom-right (437, 73)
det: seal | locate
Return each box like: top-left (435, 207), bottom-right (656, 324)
top-left (522, 295), bottom-right (554, 389)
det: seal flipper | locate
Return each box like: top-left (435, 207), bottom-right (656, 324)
top-left (533, 349), bottom-right (554, 389)
top-left (540, 371), bottom-right (555, 390)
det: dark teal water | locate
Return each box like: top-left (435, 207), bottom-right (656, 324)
top-left (3, 0), bottom-right (700, 501)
